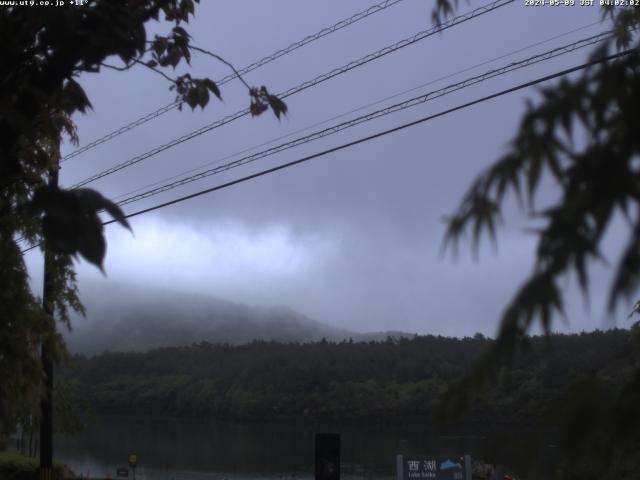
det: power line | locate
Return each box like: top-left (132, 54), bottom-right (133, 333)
top-left (110, 20), bottom-right (602, 203)
top-left (21, 50), bottom-right (631, 255)
top-left (60, 0), bottom-right (408, 163)
top-left (113, 32), bottom-right (612, 208)
top-left (107, 51), bottom-right (631, 224)
top-left (69, 0), bottom-right (514, 189)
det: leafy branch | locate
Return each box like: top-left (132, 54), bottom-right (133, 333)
top-left (443, 47), bottom-right (640, 336)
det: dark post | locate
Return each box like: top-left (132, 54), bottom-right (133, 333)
top-left (129, 454), bottom-right (138, 480)
top-left (39, 165), bottom-right (58, 480)
top-left (315, 433), bottom-right (340, 480)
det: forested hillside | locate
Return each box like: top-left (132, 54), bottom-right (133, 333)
top-left (60, 330), bottom-right (637, 423)
top-left (64, 283), bottom-right (412, 354)
top-left (62, 282), bottom-right (413, 355)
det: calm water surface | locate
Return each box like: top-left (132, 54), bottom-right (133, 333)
top-left (53, 416), bottom-right (558, 480)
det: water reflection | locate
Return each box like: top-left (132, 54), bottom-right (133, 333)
top-left (54, 416), bottom-right (557, 479)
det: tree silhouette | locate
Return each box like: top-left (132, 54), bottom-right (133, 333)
top-left (435, 2), bottom-right (640, 477)
top-left (0, 0), bottom-right (285, 438)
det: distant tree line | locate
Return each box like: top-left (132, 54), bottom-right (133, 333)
top-left (58, 330), bottom-right (637, 424)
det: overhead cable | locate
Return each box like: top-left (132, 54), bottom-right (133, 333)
top-left (114, 32), bottom-right (613, 207)
top-left (111, 20), bottom-right (603, 203)
top-left (21, 49), bottom-right (631, 255)
top-left (108, 51), bottom-right (631, 224)
top-left (60, 0), bottom-right (408, 162)
top-left (69, 0), bottom-right (515, 189)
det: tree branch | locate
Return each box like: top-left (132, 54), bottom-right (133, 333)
top-left (100, 62), bottom-right (135, 72)
top-left (188, 44), bottom-right (252, 91)
top-left (133, 58), bottom-right (177, 84)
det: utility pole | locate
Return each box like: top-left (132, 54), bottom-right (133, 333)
top-left (39, 161), bottom-right (58, 480)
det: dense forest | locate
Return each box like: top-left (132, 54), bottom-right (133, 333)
top-left (59, 330), bottom-right (637, 424)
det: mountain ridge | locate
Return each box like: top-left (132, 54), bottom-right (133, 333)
top-left (64, 282), bottom-right (415, 354)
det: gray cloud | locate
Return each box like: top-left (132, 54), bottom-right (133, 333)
top-left (27, 0), bottom-right (634, 338)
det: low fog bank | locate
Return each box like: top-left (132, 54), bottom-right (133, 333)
top-left (63, 282), bottom-right (416, 355)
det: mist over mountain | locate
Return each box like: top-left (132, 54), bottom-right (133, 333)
top-left (64, 283), bottom-right (414, 354)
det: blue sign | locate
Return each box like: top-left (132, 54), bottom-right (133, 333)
top-left (396, 455), bottom-right (471, 480)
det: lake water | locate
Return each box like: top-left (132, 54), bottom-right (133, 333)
top-left (53, 416), bottom-right (558, 480)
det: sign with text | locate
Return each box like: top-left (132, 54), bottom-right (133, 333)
top-left (396, 455), bottom-right (471, 480)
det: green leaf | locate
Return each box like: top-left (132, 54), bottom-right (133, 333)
top-left (185, 88), bottom-right (199, 110)
top-left (249, 100), bottom-right (268, 117)
top-left (29, 186), bottom-right (131, 270)
top-left (198, 86), bottom-right (209, 109)
top-left (73, 189), bottom-right (131, 231)
top-left (152, 36), bottom-right (168, 56)
top-left (173, 26), bottom-right (189, 39)
top-left (204, 78), bottom-right (221, 99)
top-left (75, 215), bottom-right (107, 272)
top-left (167, 46), bottom-right (182, 67)
top-left (267, 94), bottom-right (288, 120)
top-left (63, 79), bottom-right (92, 114)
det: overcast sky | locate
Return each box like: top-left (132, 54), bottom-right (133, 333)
top-left (25, 0), bottom-right (634, 336)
